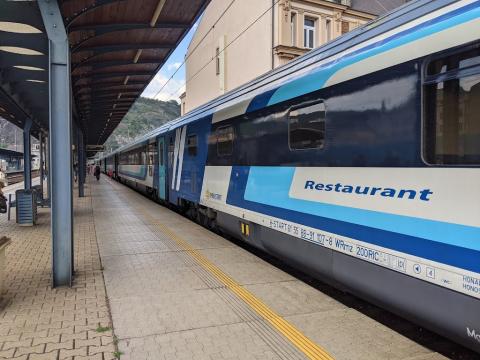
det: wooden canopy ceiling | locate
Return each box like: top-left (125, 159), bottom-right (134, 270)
top-left (0, 0), bottom-right (208, 150)
top-left (64, 0), bottom-right (208, 145)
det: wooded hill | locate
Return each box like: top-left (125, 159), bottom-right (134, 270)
top-left (104, 97), bottom-right (180, 151)
top-left (0, 117), bottom-right (24, 151)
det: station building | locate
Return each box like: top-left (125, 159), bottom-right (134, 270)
top-left (181, 0), bottom-right (408, 114)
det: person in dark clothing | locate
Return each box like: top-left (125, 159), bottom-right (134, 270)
top-left (0, 183), bottom-right (6, 214)
top-left (94, 165), bottom-right (101, 181)
top-left (73, 162), bottom-right (78, 183)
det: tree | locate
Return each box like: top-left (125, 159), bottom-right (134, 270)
top-left (103, 97), bottom-right (180, 151)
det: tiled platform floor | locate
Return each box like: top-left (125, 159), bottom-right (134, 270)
top-left (93, 177), bottom-right (455, 360)
top-left (0, 183), bottom-right (116, 360)
top-left (1, 176), bottom-right (475, 360)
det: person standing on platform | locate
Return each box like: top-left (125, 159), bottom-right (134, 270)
top-left (73, 162), bottom-right (78, 183)
top-left (0, 183), bottom-right (7, 214)
top-left (94, 164), bottom-right (101, 181)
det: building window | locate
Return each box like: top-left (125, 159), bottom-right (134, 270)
top-left (187, 134), bottom-right (198, 156)
top-left (424, 45), bottom-right (480, 165)
top-left (341, 21), bottom-right (349, 34)
top-left (216, 126), bottom-right (234, 156)
top-left (215, 47), bottom-right (220, 75)
top-left (291, 13), bottom-right (297, 46)
top-left (289, 100), bottom-right (326, 150)
top-left (303, 18), bottom-right (315, 49)
top-left (326, 19), bottom-right (332, 42)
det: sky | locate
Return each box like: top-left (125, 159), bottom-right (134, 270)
top-left (141, 22), bottom-right (199, 103)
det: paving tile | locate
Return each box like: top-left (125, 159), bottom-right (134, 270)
top-left (59, 347), bottom-right (87, 359)
top-left (29, 351), bottom-right (59, 360)
top-left (117, 322), bottom-right (284, 360)
top-left (195, 247), bottom-right (264, 265)
top-left (0, 348), bottom-right (15, 358)
top-left (244, 280), bottom-right (343, 317)
top-left (285, 310), bottom-right (436, 360)
top-left (103, 266), bottom-right (210, 298)
top-left (109, 290), bottom-right (242, 338)
top-left (211, 260), bottom-right (296, 285)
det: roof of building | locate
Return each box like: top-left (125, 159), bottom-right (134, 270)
top-left (351, 0), bottom-right (408, 16)
top-left (0, 148), bottom-right (25, 159)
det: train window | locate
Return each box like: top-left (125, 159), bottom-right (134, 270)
top-left (427, 47), bottom-right (480, 77)
top-left (143, 145), bottom-right (148, 165)
top-left (216, 126), bottom-right (234, 156)
top-left (424, 46), bottom-right (480, 165)
top-left (289, 100), bottom-right (326, 150)
top-left (148, 143), bottom-right (156, 165)
top-left (168, 137), bottom-right (174, 165)
top-left (187, 134), bottom-right (198, 156)
top-left (159, 142), bottom-right (164, 166)
top-left (128, 152), bottom-right (133, 165)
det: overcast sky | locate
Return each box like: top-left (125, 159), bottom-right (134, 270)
top-left (141, 22), bottom-right (199, 103)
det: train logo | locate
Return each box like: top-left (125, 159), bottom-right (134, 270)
top-left (205, 190), bottom-right (222, 201)
top-left (467, 328), bottom-right (480, 344)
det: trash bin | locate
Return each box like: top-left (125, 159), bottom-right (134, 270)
top-left (15, 189), bottom-right (37, 226)
top-left (0, 236), bottom-right (11, 295)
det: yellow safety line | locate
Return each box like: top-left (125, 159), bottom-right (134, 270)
top-left (140, 209), bottom-right (334, 360)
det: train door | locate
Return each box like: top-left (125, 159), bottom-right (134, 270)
top-left (157, 136), bottom-right (167, 200)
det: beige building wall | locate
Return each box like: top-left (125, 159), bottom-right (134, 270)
top-left (179, 91), bottom-right (186, 116)
top-left (183, 0), bottom-right (375, 113)
top-left (184, 0), bottom-right (273, 113)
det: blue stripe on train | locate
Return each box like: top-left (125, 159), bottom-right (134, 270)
top-left (118, 166), bottom-right (147, 180)
top-left (244, 167), bottom-right (480, 250)
top-left (246, 88), bottom-right (278, 113)
top-left (226, 166), bottom-right (480, 273)
top-left (268, 1), bottom-right (480, 106)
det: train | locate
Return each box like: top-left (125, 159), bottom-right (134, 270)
top-left (98, 0), bottom-right (480, 352)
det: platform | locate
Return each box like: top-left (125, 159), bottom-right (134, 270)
top-left (0, 176), bottom-right (477, 359)
top-left (0, 182), bottom-right (115, 360)
top-left (92, 177), bottom-right (463, 360)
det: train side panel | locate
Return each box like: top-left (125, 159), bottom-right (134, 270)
top-left (167, 117), bottom-right (211, 206)
top-left (117, 142), bottom-right (155, 192)
top-left (198, 54), bottom-right (480, 351)
top-left (105, 1), bottom-right (480, 352)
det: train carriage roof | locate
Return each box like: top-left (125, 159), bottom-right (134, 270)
top-left (109, 0), bottom-right (471, 156)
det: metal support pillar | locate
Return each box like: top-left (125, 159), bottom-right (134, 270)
top-left (77, 129), bottom-right (85, 197)
top-left (39, 132), bottom-right (44, 197)
top-left (23, 118), bottom-right (32, 190)
top-left (39, 0), bottom-right (73, 287)
top-left (82, 135), bottom-right (87, 189)
top-left (45, 134), bottom-right (50, 202)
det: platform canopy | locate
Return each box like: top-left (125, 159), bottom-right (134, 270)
top-left (0, 0), bottom-right (209, 150)
top-left (0, 147), bottom-right (26, 160)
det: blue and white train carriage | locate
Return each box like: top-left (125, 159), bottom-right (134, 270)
top-left (101, 0), bottom-right (480, 352)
